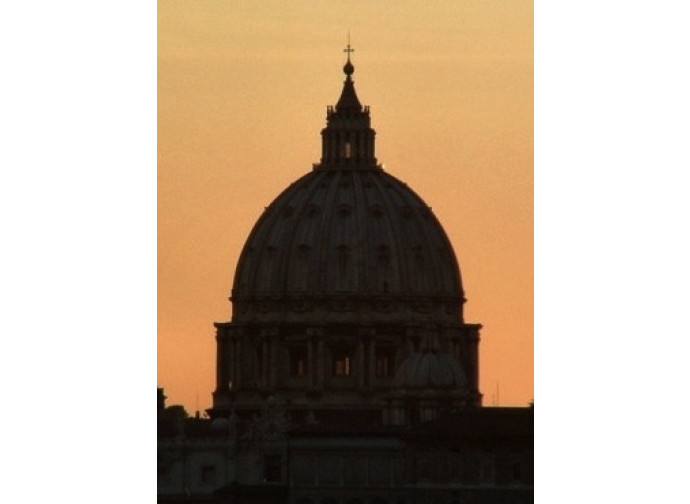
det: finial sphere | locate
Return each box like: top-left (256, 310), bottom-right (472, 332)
top-left (343, 42), bottom-right (355, 76)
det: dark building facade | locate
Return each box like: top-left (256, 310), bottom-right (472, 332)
top-left (158, 48), bottom-right (533, 504)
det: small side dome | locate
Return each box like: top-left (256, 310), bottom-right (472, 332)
top-left (393, 352), bottom-right (467, 389)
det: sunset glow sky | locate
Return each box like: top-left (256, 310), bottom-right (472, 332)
top-left (158, 1), bottom-right (533, 413)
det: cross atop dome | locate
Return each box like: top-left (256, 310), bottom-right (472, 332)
top-left (343, 42), bottom-right (355, 76)
top-left (210, 41), bottom-right (483, 426)
top-left (334, 41), bottom-right (362, 113)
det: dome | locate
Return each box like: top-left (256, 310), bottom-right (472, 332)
top-left (231, 166), bottom-right (465, 323)
top-left (211, 48), bottom-right (484, 420)
top-left (393, 351), bottom-right (467, 390)
top-left (230, 51), bottom-right (466, 325)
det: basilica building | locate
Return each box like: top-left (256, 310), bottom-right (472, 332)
top-left (158, 49), bottom-right (533, 504)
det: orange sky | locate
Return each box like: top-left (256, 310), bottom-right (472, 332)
top-left (158, 1), bottom-right (533, 413)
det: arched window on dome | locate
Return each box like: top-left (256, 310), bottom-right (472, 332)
top-left (336, 244), bottom-right (351, 291)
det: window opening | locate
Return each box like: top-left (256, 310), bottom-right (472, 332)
top-left (375, 347), bottom-right (395, 378)
top-left (264, 455), bottom-right (282, 482)
top-left (200, 465), bottom-right (216, 485)
top-left (333, 349), bottom-right (352, 376)
top-left (290, 346), bottom-right (308, 377)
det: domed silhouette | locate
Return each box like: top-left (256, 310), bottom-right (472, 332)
top-left (231, 163), bottom-right (465, 325)
top-left (211, 51), bottom-right (482, 426)
top-left (159, 46), bottom-right (533, 504)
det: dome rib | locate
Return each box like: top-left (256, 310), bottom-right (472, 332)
top-left (370, 172), bottom-right (409, 295)
top-left (278, 177), bottom-right (314, 294)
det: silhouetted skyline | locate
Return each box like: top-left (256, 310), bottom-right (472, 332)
top-left (158, 1), bottom-right (533, 414)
